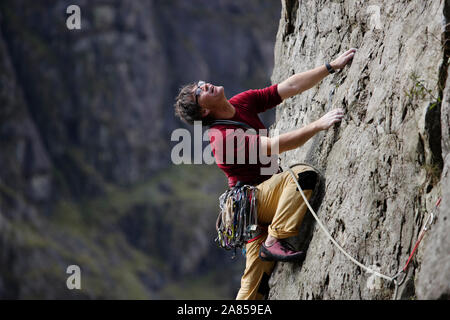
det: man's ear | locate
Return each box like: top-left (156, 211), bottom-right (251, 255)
top-left (201, 108), bottom-right (210, 117)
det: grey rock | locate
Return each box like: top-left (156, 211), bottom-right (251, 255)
top-left (268, 0), bottom-right (449, 300)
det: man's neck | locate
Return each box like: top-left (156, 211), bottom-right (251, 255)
top-left (211, 100), bottom-right (236, 120)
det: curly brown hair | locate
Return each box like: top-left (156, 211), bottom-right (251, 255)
top-left (174, 83), bottom-right (214, 126)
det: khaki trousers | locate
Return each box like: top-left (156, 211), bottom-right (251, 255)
top-left (236, 164), bottom-right (314, 300)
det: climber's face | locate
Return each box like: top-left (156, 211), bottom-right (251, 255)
top-left (193, 81), bottom-right (226, 117)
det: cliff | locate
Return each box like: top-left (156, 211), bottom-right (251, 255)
top-left (268, 0), bottom-right (449, 299)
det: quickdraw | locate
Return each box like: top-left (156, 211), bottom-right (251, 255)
top-left (391, 197), bottom-right (442, 299)
top-left (215, 184), bottom-right (259, 258)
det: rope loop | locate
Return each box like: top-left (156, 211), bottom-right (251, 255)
top-left (287, 167), bottom-right (442, 299)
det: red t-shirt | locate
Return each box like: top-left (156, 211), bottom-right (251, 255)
top-left (208, 84), bottom-right (282, 187)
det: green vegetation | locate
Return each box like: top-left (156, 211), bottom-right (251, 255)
top-left (405, 72), bottom-right (441, 111)
top-left (159, 270), bottom-right (235, 300)
top-left (41, 163), bottom-right (234, 299)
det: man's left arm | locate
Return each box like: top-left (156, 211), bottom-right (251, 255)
top-left (277, 48), bottom-right (356, 101)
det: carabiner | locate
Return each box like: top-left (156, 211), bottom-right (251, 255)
top-left (393, 270), bottom-right (407, 287)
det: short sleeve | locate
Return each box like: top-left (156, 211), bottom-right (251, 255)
top-left (229, 84), bottom-right (282, 114)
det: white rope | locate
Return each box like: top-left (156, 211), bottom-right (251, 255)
top-left (287, 167), bottom-right (395, 282)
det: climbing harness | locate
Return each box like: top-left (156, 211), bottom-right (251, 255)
top-left (211, 120), bottom-right (264, 258)
top-left (215, 183), bottom-right (259, 258)
top-left (286, 167), bottom-right (442, 299)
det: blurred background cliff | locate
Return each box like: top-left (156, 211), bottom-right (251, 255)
top-left (0, 0), bottom-right (281, 299)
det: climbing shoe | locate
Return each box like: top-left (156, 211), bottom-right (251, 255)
top-left (259, 239), bottom-right (305, 262)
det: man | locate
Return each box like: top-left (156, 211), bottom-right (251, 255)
top-left (174, 48), bottom-right (356, 299)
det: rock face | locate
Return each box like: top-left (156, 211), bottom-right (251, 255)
top-left (269, 0), bottom-right (449, 299)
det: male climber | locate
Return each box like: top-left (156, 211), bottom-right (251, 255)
top-left (174, 48), bottom-right (356, 299)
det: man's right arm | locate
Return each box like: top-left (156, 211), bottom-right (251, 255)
top-left (260, 108), bottom-right (344, 155)
top-left (277, 48), bottom-right (356, 101)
